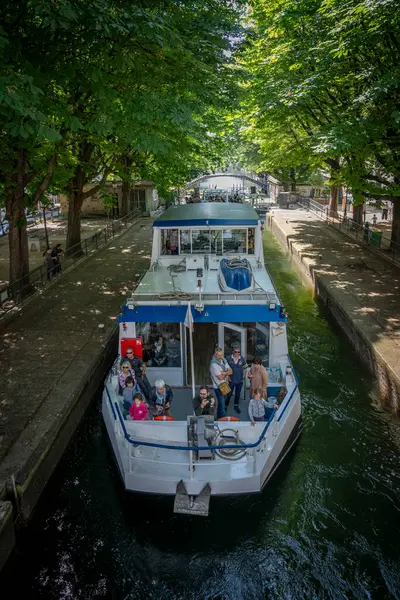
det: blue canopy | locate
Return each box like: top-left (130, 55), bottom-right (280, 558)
top-left (119, 304), bottom-right (285, 324)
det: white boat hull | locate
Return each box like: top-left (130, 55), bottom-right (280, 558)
top-left (102, 379), bottom-right (302, 498)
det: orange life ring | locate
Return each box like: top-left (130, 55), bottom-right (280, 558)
top-left (154, 415), bottom-right (175, 421)
top-left (218, 416), bottom-right (240, 422)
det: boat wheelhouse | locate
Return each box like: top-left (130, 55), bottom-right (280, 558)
top-left (102, 203), bottom-right (302, 515)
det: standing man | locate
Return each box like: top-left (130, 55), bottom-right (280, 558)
top-left (121, 346), bottom-right (152, 400)
top-left (225, 345), bottom-right (247, 414)
top-left (209, 347), bottom-right (232, 419)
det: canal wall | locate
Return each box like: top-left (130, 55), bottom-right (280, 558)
top-left (0, 219), bottom-right (153, 572)
top-left (269, 208), bottom-right (400, 416)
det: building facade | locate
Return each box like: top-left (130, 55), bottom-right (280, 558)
top-left (59, 181), bottom-right (160, 217)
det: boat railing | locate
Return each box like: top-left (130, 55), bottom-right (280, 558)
top-left (105, 385), bottom-right (298, 453)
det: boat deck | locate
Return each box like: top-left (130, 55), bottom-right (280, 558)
top-left (135, 258), bottom-right (279, 300)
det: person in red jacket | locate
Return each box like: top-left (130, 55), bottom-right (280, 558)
top-left (129, 393), bottom-right (149, 421)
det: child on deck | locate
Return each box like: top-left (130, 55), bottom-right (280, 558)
top-left (122, 376), bottom-right (139, 417)
top-left (129, 392), bottom-right (149, 421)
top-left (248, 388), bottom-right (277, 426)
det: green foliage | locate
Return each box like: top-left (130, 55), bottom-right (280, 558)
top-left (240, 0), bottom-right (400, 210)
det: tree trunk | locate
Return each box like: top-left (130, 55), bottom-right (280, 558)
top-left (328, 184), bottom-right (339, 218)
top-left (66, 187), bottom-right (85, 254)
top-left (353, 203), bottom-right (363, 225)
top-left (121, 181), bottom-right (130, 216)
top-left (5, 149), bottom-right (30, 287)
top-left (66, 163), bottom-right (87, 253)
top-left (290, 168), bottom-right (296, 192)
top-left (390, 199), bottom-right (400, 251)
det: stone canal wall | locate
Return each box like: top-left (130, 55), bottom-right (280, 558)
top-left (0, 219), bottom-right (153, 572)
top-left (269, 208), bottom-right (400, 416)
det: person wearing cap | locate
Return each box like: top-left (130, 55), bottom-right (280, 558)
top-left (225, 345), bottom-right (247, 414)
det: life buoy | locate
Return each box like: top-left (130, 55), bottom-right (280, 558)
top-left (154, 415), bottom-right (175, 421)
top-left (218, 416), bottom-right (240, 422)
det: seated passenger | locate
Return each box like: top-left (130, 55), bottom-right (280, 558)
top-left (192, 385), bottom-right (216, 417)
top-left (153, 335), bottom-right (167, 367)
top-left (248, 388), bottom-right (274, 426)
top-left (129, 393), bottom-right (149, 421)
top-left (166, 334), bottom-right (180, 367)
top-left (150, 379), bottom-right (173, 417)
top-left (119, 362), bottom-right (135, 394)
top-left (121, 347), bottom-right (152, 399)
top-left (122, 376), bottom-right (140, 417)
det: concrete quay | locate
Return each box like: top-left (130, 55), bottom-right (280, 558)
top-left (0, 218), bottom-right (153, 571)
top-left (269, 207), bottom-right (400, 415)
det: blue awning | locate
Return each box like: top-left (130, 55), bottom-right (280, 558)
top-left (119, 304), bottom-right (285, 324)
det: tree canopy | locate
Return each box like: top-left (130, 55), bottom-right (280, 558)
top-left (0, 0), bottom-right (241, 281)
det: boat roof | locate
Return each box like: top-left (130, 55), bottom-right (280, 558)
top-left (154, 203), bottom-right (260, 227)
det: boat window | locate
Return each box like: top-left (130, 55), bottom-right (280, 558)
top-left (246, 322), bottom-right (269, 366)
top-left (136, 323), bottom-right (182, 368)
top-left (223, 229), bottom-right (247, 254)
top-left (192, 230), bottom-right (211, 254)
top-left (161, 229), bottom-right (179, 255)
top-left (179, 229), bottom-right (191, 255)
top-left (248, 228), bottom-right (255, 254)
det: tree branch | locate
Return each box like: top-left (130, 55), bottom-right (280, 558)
top-left (81, 166), bottom-right (113, 200)
top-left (33, 154), bottom-right (57, 204)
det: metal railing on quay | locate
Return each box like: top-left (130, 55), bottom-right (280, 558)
top-left (296, 197), bottom-right (400, 267)
top-left (0, 209), bottom-right (142, 317)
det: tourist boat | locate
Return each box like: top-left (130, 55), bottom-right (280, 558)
top-left (102, 203), bottom-right (302, 515)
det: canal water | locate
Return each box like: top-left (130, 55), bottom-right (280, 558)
top-left (1, 233), bottom-right (400, 600)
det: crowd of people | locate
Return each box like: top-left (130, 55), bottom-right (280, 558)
top-left (117, 345), bottom-right (279, 425)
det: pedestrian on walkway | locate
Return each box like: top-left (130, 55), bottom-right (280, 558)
top-left (210, 347), bottom-right (232, 419)
top-left (44, 248), bottom-right (55, 280)
top-left (225, 345), bottom-right (247, 414)
top-left (51, 243), bottom-right (63, 275)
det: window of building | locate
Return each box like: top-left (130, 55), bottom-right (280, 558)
top-left (161, 229), bottom-right (179, 255)
top-left (136, 323), bottom-right (182, 368)
top-left (223, 229), bottom-right (247, 254)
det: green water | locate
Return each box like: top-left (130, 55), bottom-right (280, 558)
top-left (1, 232), bottom-right (399, 599)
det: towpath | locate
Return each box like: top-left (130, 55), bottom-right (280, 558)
top-left (270, 206), bottom-right (400, 413)
top-left (0, 217), bottom-right (153, 503)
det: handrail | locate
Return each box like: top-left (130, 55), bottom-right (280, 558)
top-left (105, 385), bottom-right (117, 420)
top-left (277, 385), bottom-right (298, 422)
top-left (111, 384), bottom-right (297, 451)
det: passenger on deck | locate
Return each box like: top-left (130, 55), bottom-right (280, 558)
top-left (122, 376), bottom-right (140, 417)
top-left (121, 347), bottom-right (152, 399)
top-left (153, 336), bottom-right (167, 367)
top-left (129, 393), bottom-right (149, 421)
top-left (225, 345), bottom-right (247, 414)
top-left (248, 388), bottom-right (270, 426)
top-left (150, 379), bottom-right (173, 417)
top-left (210, 348), bottom-right (232, 419)
top-left (192, 385), bottom-right (216, 417)
top-left (248, 356), bottom-right (268, 398)
top-left (119, 362), bottom-right (135, 393)
top-left (166, 334), bottom-right (180, 367)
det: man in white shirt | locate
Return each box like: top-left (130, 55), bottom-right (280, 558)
top-left (209, 347), bottom-right (232, 419)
